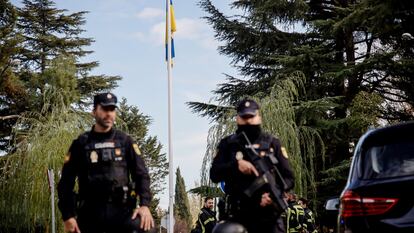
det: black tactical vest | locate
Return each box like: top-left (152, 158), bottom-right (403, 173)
top-left (79, 130), bottom-right (130, 202)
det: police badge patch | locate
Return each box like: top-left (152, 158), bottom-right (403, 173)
top-left (281, 147), bottom-right (288, 159)
top-left (90, 151), bottom-right (98, 163)
top-left (115, 148), bottom-right (121, 156)
top-left (133, 143), bottom-right (141, 155)
top-left (236, 151), bottom-right (243, 160)
top-left (64, 152), bottom-right (71, 163)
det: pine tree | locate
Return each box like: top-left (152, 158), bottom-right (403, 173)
top-left (174, 167), bottom-right (192, 231)
top-left (16, 0), bottom-right (120, 99)
top-left (0, 0), bottom-right (25, 151)
top-left (1, 0), bottom-right (122, 151)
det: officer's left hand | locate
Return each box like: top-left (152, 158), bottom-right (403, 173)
top-left (132, 205), bottom-right (154, 231)
top-left (260, 192), bottom-right (272, 207)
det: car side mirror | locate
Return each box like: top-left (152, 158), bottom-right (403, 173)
top-left (325, 197), bottom-right (340, 211)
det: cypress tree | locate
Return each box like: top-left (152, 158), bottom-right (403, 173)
top-left (174, 167), bottom-right (192, 230)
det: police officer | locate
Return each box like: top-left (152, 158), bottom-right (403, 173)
top-left (194, 197), bottom-right (217, 233)
top-left (210, 99), bottom-right (295, 233)
top-left (286, 193), bottom-right (305, 233)
top-left (57, 93), bottom-right (155, 233)
top-left (298, 198), bottom-right (317, 233)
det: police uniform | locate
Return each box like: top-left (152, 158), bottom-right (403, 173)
top-left (286, 201), bottom-right (305, 233)
top-left (210, 99), bottom-right (295, 233)
top-left (195, 207), bottom-right (217, 233)
top-left (303, 207), bottom-right (317, 233)
top-left (57, 93), bottom-right (152, 233)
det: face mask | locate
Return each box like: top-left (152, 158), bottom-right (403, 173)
top-left (236, 124), bottom-right (261, 142)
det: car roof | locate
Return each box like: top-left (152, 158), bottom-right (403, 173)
top-left (359, 121), bottom-right (414, 148)
top-left (346, 121), bottom-right (414, 184)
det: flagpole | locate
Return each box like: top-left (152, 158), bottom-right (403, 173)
top-left (166, 0), bottom-right (174, 232)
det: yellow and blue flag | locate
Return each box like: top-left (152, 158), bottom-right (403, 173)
top-left (165, 0), bottom-right (176, 62)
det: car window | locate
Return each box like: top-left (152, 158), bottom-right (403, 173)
top-left (361, 141), bottom-right (414, 179)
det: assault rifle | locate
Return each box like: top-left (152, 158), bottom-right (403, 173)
top-left (240, 132), bottom-right (289, 214)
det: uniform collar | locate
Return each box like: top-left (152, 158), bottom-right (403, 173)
top-left (90, 125), bottom-right (115, 139)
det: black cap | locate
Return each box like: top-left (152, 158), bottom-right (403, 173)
top-left (93, 92), bottom-right (117, 108)
top-left (236, 99), bottom-right (259, 117)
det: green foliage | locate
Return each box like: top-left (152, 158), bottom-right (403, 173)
top-left (0, 0), bottom-right (24, 151)
top-left (188, 185), bottom-right (224, 198)
top-left (174, 167), bottom-right (192, 230)
top-left (1, 0), bottom-right (121, 152)
top-left (40, 55), bottom-right (80, 106)
top-left (17, 0), bottom-right (92, 72)
top-left (16, 0), bottom-right (121, 98)
top-left (0, 89), bottom-right (92, 233)
top-left (348, 91), bottom-right (383, 137)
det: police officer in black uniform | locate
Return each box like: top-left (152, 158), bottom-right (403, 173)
top-left (210, 99), bottom-right (295, 233)
top-left (194, 197), bottom-right (217, 233)
top-left (57, 93), bottom-right (155, 233)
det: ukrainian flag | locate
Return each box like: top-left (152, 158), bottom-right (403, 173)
top-left (165, 0), bottom-right (176, 62)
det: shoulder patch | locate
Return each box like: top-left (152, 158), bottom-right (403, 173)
top-left (133, 143), bottom-right (141, 155)
top-left (64, 152), bottom-right (71, 163)
top-left (281, 147), bottom-right (288, 159)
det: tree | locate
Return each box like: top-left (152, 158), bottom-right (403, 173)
top-left (16, 0), bottom-right (120, 102)
top-left (0, 0), bottom-right (121, 151)
top-left (174, 167), bottom-right (192, 231)
top-left (0, 0), bottom-right (24, 151)
top-left (0, 88), bottom-right (92, 233)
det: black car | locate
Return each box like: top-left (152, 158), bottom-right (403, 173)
top-left (338, 121), bottom-right (414, 233)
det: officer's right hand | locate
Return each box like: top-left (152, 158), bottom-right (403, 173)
top-left (238, 159), bottom-right (259, 176)
top-left (64, 217), bottom-right (81, 233)
top-left (132, 205), bottom-right (155, 231)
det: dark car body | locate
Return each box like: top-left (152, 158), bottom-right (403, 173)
top-left (338, 121), bottom-right (414, 233)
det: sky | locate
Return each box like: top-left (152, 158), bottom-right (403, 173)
top-left (34, 0), bottom-right (239, 209)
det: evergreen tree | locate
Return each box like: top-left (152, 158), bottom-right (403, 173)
top-left (0, 0), bottom-right (24, 151)
top-left (174, 167), bottom-right (192, 231)
top-left (16, 0), bottom-right (120, 99)
top-left (1, 0), bottom-right (122, 151)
